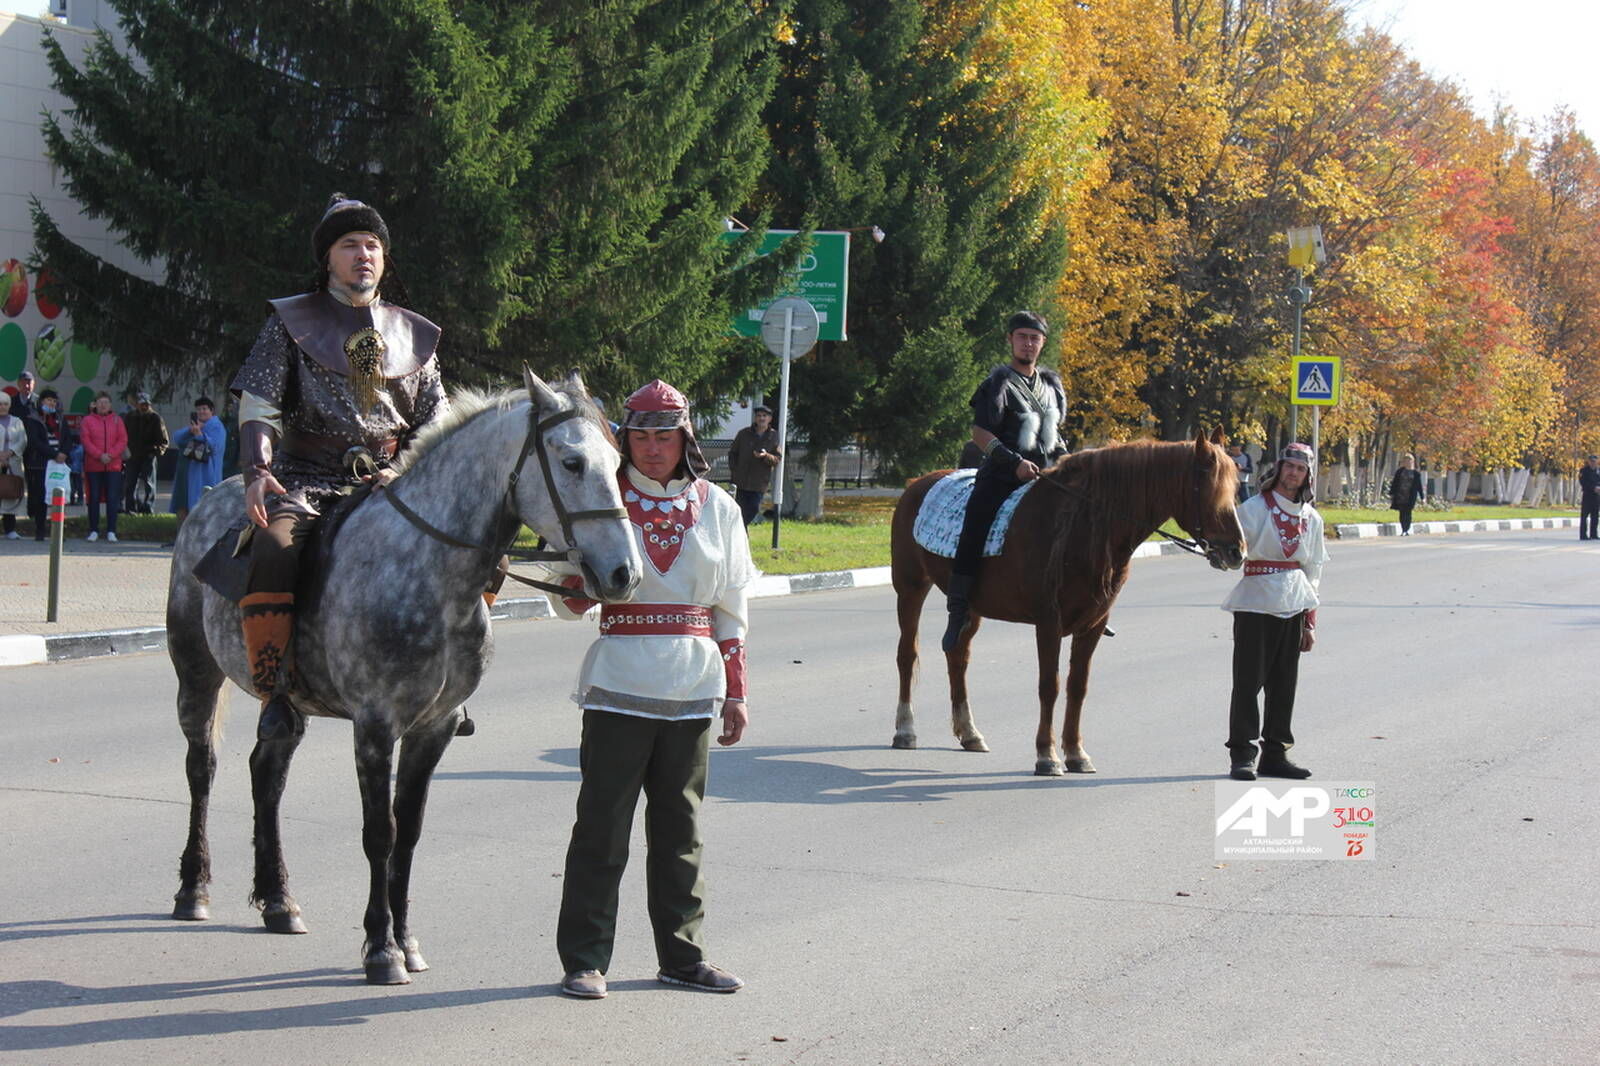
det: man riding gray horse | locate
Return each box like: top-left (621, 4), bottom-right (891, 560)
top-left (231, 194), bottom-right (450, 741)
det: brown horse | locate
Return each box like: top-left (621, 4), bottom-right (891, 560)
top-left (890, 429), bottom-right (1245, 775)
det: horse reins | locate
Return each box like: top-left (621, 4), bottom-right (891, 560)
top-left (380, 402), bottom-right (626, 598)
top-left (1031, 461), bottom-right (1216, 558)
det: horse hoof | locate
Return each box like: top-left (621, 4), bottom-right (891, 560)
top-left (365, 957), bottom-right (411, 985)
top-left (262, 907), bottom-right (308, 935)
top-left (1065, 758), bottom-right (1097, 774)
top-left (172, 896), bottom-right (210, 921)
top-left (1034, 760), bottom-right (1064, 777)
top-left (403, 938), bottom-right (429, 973)
top-left (960, 737), bottom-right (990, 753)
top-left (891, 734), bottom-right (918, 750)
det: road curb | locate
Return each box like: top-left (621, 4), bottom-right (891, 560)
top-left (1334, 515), bottom-right (1577, 538)
top-left (1, 518), bottom-right (1579, 668)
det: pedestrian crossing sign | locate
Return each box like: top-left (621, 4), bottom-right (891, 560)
top-left (1292, 356), bottom-right (1341, 406)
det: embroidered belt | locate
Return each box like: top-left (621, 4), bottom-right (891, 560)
top-left (598, 603), bottom-right (713, 636)
top-left (1244, 560), bottom-right (1301, 577)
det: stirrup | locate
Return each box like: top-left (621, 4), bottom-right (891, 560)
top-left (455, 711), bottom-right (476, 737)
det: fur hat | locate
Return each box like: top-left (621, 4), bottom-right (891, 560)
top-left (1007, 310), bottom-right (1048, 336)
top-left (312, 193), bottom-right (390, 266)
top-left (619, 379), bottom-right (709, 480)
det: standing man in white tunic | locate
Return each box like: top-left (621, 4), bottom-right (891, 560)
top-left (1222, 442), bottom-right (1328, 781)
top-left (551, 379), bottom-right (758, 1000)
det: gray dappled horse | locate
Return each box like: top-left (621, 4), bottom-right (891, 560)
top-left (166, 370), bottom-right (640, 984)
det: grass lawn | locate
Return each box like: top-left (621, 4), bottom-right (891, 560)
top-left (62, 493), bottom-right (1578, 578)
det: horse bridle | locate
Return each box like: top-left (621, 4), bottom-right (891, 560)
top-left (380, 402), bottom-right (626, 598)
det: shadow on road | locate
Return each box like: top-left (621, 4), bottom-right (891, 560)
top-left (443, 744), bottom-right (1216, 805)
top-left (708, 746), bottom-right (1217, 804)
top-left (0, 912), bottom-right (258, 946)
top-left (0, 967), bottom-right (539, 1050)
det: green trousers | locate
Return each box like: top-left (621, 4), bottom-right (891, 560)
top-left (557, 709), bottom-right (711, 974)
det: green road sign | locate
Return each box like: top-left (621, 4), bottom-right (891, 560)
top-left (725, 230), bottom-right (850, 342)
top-left (1292, 355), bottom-right (1341, 406)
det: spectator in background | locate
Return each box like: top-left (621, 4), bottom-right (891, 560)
top-left (122, 392), bottom-right (169, 515)
top-left (0, 391), bottom-right (26, 539)
top-left (1579, 454), bottom-right (1600, 541)
top-left (1228, 442), bottom-right (1255, 503)
top-left (81, 390), bottom-right (129, 542)
top-left (726, 404), bottom-right (781, 526)
top-left (1388, 453), bottom-right (1426, 537)
top-left (23, 387), bottom-right (75, 541)
top-left (12, 370), bottom-right (37, 420)
top-left (67, 437), bottom-right (84, 505)
top-left (170, 396), bottom-right (226, 527)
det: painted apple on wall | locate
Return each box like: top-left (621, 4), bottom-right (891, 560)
top-left (1, 260), bottom-right (28, 317)
top-left (34, 267), bottom-right (61, 319)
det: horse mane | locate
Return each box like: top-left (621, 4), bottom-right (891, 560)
top-left (1036, 439), bottom-right (1233, 618)
top-left (390, 380), bottom-right (613, 475)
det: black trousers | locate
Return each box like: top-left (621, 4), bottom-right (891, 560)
top-left (1397, 506), bottom-right (1414, 533)
top-left (123, 454), bottom-right (155, 513)
top-left (1227, 611), bottom-right (1305, 758)
top-left (952, 471), bottom-right (1020, 578)
top-left (1582, 491), bottom-right (1599, 539)
top-left (734, 487), bottom-right (764, 526)
top-left (25, 468), bottom-right (46, 536)
top-left (247, 510), bottom-right (317, 594)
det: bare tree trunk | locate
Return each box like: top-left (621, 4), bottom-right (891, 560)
top-left (794, 450), bottom-right (826, 520)
top-left (1529, 472), bottom-right (1549, 506)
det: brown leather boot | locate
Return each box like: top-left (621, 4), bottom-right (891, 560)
top-left (241, 592), bottom-right (299, 741)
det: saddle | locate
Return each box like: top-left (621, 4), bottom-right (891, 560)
top-left (911, 469), bottom-right (1035, 559)
top-left (193, 485), bottom-right (375, 605)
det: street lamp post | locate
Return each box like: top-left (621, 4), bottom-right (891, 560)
top-left (1288, 279), bottom-right (1311, 444)
top-left (1284, 224), bottom-right (1326, 450)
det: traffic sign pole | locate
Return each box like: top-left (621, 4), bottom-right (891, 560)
top-left (772, 305), bottom-right (793, 550)
top-left (759, 297), bottom-right (820, 551)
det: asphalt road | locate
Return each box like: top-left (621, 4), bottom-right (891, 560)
top-left (3, 529), bottom-right (1597, 1064)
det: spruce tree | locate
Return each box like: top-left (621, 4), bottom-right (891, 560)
top-left (756, 0), bottom-right (1065, 481)
top-left (33, 0), bottom-right (791, 409)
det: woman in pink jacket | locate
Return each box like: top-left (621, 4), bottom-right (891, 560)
top-left (80, 391), bottom-right (129, 542)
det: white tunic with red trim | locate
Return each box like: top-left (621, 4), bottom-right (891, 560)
top-left (555, 465), bottom-right (758, 720)
top-left (1222, 490), bottom-right (1328, 618)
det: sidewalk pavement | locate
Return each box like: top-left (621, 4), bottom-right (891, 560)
top-left (0, 514), bottom-right (1580, 667)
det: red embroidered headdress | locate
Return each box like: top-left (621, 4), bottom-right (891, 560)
top-left (620, 379), bottom-right (709, 479)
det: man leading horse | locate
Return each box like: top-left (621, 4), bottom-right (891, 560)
top-left (943, 310), bottom-right (1068, 652)
top-left (231, 194), bottom-right (450, 742)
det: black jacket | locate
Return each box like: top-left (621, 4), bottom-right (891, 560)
top-left (23, 411), bottom-right (76, 470)
top-left (1389, 467), bottom-right (1424, 509)
top-left (969, 363), bottom-right (1067, 475)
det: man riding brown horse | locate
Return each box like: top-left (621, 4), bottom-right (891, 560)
top-left (231, 194), bottom-right (451, 742)
top-left (943, 311), bottom-right (1068, 652)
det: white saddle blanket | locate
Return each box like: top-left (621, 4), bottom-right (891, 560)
top-left (912, 469), bottom-right (1036, 558)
